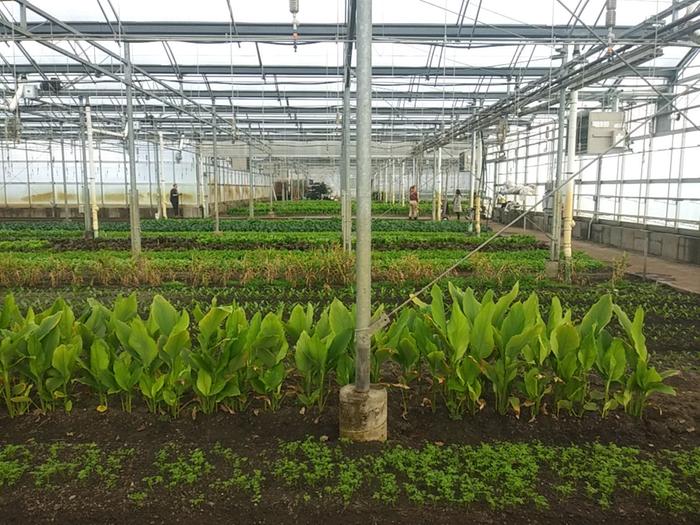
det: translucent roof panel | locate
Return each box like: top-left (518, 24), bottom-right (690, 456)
top-left (9, 0), bottom-right (678, 25)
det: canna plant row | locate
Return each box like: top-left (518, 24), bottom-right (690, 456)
top-left (0, 284), bottom-right (677, 420)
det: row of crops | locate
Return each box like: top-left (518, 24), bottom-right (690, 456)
top-left (0, 283), bottom-right (676, 419)
top-left (0, 219), bottom-right (601, 288)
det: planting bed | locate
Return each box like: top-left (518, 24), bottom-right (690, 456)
top-left (0, 218), bottom-right (698, 524)
top-left (0, 374), bottom-right (698, 525)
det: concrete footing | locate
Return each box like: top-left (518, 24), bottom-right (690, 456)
top-left (544, 260), bottom-right (560, 279)
top-left (339, 384), bottom-right (387, 442)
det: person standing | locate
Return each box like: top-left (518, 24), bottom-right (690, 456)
top-left (170, 184), bottom-right (180, 218)
top-left (452, 189), bottom-right (463, 220)
top-left (408, 185), bottom-right (419, 220)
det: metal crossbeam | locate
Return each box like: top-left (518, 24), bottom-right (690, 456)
top-left (0, 21), bottom-right (657, 43)
top-left (0, 63), bottom-right (677, 78)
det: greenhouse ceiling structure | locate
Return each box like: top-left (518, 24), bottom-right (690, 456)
top-left (0, 0), bottom-right (698, 232)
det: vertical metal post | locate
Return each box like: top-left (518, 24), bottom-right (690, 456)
top-left (269, 171), bottom-right (275, 215)
top-left (400, 161), bottom-right (405, 206)
top-left (125, 42), bottom-right (141, 256)
top-left (431, 152), bottom-right (437, 220)
top-left (19, 0), bottom-right (27, 30)
top-left (157, 132), bottom-right (167, 218)
top-left (390, 160), bottom-right (395, 205)
top-left (79, 105), bottom-right (91, 236)
top-left (146, 141), bottom-right (154, 213)
top-left (248, 149), bottom-right (255, 219)
top-left (551, 45), bottom-right (568, 262)
top-left (60, 124), bottom-right (69, 220)
top-left (85, 105), bottom-right (99, 237)
top-left (354, 0), bottom-right (372, 394)
top-left (72, 143), bottom-right (80, 209)
top-left (48, 139), bottom-right (56, 217)
top-left (383, 163), bottom-right (388, 203)
top-left (195, 148), bottom-right (203, 217)
top-left (0, 140), bottom-right (7, 208)
top-left (469, 133), bottom-right (476, 211)
top-left (23, 140), bottom-right (31, 208)
top-left (122, 141), bottom-right (129, 207)
top-left (212, 106), bottom-right (220, 233)
top-left (341, 84), bottom-right (352, 251)
top-left (522, 129), bottom-right (530, 232)
top-left (475, 133), bottom-right (482, 235)
top-left (436, 147), bottom-right (443, 220)
top-left (562, 89), bottom-right (578, 282)
top-left (97, 142), bottom-right (105, 206)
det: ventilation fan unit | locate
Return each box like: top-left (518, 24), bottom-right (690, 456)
top-left (575, 111), bottom-right (627, 154)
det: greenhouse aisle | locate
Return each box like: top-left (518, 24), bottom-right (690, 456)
top-left (497, 223), bottom-right (700, 294)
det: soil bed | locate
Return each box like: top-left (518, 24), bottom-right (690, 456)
top-left (0, 372), bottom-right (697, 525)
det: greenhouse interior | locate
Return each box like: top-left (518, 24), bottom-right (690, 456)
top-left (0, 1), bottom-right (699, 523)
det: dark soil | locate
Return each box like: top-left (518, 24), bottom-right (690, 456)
top-left (0, 372), bottom-right (698, 525)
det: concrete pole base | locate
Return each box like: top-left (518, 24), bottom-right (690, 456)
top-left (545, 260), bottom-right (559, 279)
top-left (339, 384), bottom-right (388, 442)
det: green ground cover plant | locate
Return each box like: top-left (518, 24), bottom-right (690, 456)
top-left (228, 200), bottom-right (413, 217)
top-left (0, 438), bottom-right (697, 514)
top-left (0, 284), bottom-right (677, 420)
top-left (0, 218), bottom-right (480, 233)
top-left (0, 231), bottom-right (540, 252)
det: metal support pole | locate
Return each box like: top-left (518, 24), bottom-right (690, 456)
top-left (390, 160), bottom-right (395, 205)
top-left (79, 104), bottom-right (91, 237)
top-left (125, 42), bottom-right (141, 256)
top-left (48, 139), bottom-right (56, 217)
top-left (431, 152), bottom-right (437, 220)
top-left (400, 161), bottom-right (405, 206)
top-left (436, 147), bottom-right (443, 220)
top-left (354, 0), bottom-right (372, 395)
top-left (158, 132), bottom-right (167, 218)
top-left (153, 137), bottom-right (161, 217)
top-left (212, 106), bottom-right (220, 233)
top-left (97, 142), bottom-right (105, 207)
top-left (85, 105), bottom-right (99, 237)
top-left (195, 148), bottom-right (203, 217)
top-left (475, 133), bottom-right (482, 235)
top-left (551, 46), bottom-right (568, 262)
top-left (19, 1), bottom-right (27, 30)
top-left (59, 125), bottom-right (69, 220)
top-left (469, 133), bottom-right (476, 210)
top-left (1, 140), bottom-right (7, 208)
top-left (248, 150), bottom-right (255, 219)
top-left (341, 84), bottom-right (352, 251)
top-left (562, 89), bottom-right (578, 282)
top-left (269, 171), bottom-right (275, 216)
top-left (146, 141), bottom-right (154, 213)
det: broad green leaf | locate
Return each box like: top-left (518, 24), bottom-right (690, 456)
top-left (90, 340), bottom-right (111, 373)
top-left (113, 293), bottom-right (138, 323)
top-left (329, 299), bottom-right (354, 335)
top-left (579, 294), bottom-right (613, 338)
top-left (492, 282), bottom-right (519, 328)
top-left (196, 369), bottom-right (213, 396)
top-left (430, 285), bottom-right (446, 334)
top-left (34, 312), bottom-right (63, 341)
top-left (128, 319), bottom-right (159, 369)
top-left (198, 306), bottom-right (229, 348)
top-left (446, 302), bottom-right (470, 362)
top-left (470, 301), bottom-right (494, 360)
top-left (151, 295), bottom-right (180, 336)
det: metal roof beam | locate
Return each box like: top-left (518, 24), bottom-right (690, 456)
top-left (0, 63), bottom-right (677, 78)
top-left (0, 21), bottom-right (664, 44)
